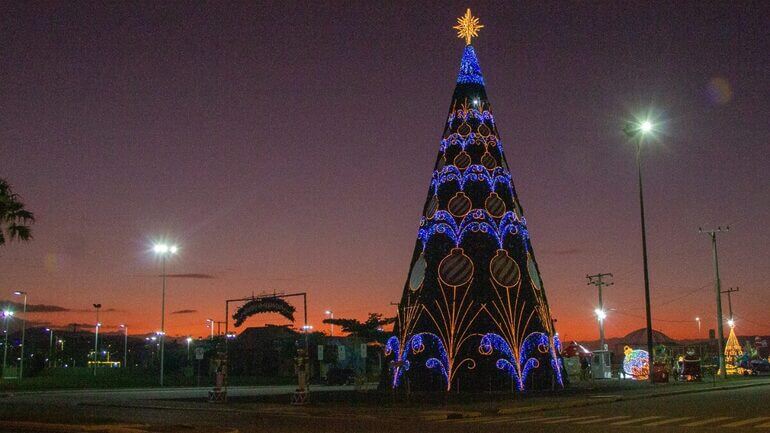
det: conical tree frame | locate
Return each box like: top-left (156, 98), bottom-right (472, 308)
top-left (385, 45), bottom-right (565, 393)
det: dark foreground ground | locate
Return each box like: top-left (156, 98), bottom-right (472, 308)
top-left (1, 378), bottom-right (769, 432)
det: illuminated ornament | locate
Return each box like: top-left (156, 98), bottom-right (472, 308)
top-left (481, 151), bottom-right (497, 170)
top-left (409, 253), bottom-right (427, 291)
top-left (622, 346), bottom-right (650, 380)
top-left (438, 248), bottom-right (474, 287)
top-left (436, 154), bottom-right (446, 171)
top-left (426, 195), bottom-right (439, 219)
top-left (453, 150), bottom-right (472, 169)
top-left (448, 191), bottom-right (472, 217)
top-left (453, 8), bottom-right (484, 45)
top-left (527, 252), bottom-right (542, 291)
top-left (457, 121), bottom-right (472, 137)
top-left (478, 122), bottom-right (491, 137)
top-left (484, 192), bottom-right (506, 218)
top-left (489, 249), bottom-right (520, 288)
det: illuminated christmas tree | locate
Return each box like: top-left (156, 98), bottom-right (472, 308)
top-left (385, 9), bottom-right (563, 392)
top-left (724, 325), bottom-right (744, 375)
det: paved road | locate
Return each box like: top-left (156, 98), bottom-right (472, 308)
top-left (438, 384), bottom-right (770, 432)
top-left (0, 383), bottom-right (767, 432)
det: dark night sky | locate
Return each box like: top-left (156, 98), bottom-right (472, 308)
top-left (1, 1), bottom-right (768, 340)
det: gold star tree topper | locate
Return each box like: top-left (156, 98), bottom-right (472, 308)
top-left (453, 8), bottom-right (484, 45)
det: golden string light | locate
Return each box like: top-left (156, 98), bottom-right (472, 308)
top-left (453, 8), bottom-right (484, 45)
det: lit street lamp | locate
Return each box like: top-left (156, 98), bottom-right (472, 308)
top-left (695, 317), bottom-right (701, 336)
top-left (93, 303), bottom-right (101, 376)
top-left (45, 328), bottom-right (54, 368)
top-left (206, 319), bottom-right (215, 340)
top-left (13, 291), bottom-right (27, 380)
top-left (2, 310), bottom-right (13, 378)
top-left (727, 318), bottom-right (735, 328)
top-left (186, 336), bottom-right (193, 360)
top-left (153, 242), bottom-right (178, 387)
top-left (302, 325), bottom-right (313, 333)
top-left (324, 310), bottom-right (334, 336)
top-left (623, 116), bottom-right (657, 384)
top-left (119, 324), bottom-right (128, 368)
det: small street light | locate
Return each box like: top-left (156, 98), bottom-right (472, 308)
top-left (45, 328), bottom-right (54, 368)
top-left (119, 324), bottom-right (128, 369)
top-left (727, 318), bottom-right (735, 328)
top-left (13, 291), bottom-right (27, 380)
top-left (93, 303), bottom-right (101, 376)
top-left (186, 336), bottom-right (193, 360)
top-left (695, 317), bottom-right (701, 336)
top-left (324, 310), bottom-right (334, 336)
top-left (2, 310), bottom-right (13, 377)
top-left (206, 319), bottom-right (214, 340)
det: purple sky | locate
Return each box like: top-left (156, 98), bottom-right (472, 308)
top-left (1, 1), bottom-right (768, 340)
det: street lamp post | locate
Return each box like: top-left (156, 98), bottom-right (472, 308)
top-left (624, 119), bottom-right (656, 384)
top-left (153, 243), bottom-right (178, 387)
top-left (695, 317), bottom-right (701, 336)
top-left (93, 303), bottom-right (101, 376)
top-left (324, 310), bottom-right (334, 337)
top-left (46, 328), bottom-right (54, 368)
top-left (186, 336), bottom-right (193, 360)
top-left (119, 324), bottom-right (128, 368)
top-left (2, 310), bottom-right (13, 377)
top-left (13, 291), bottom-right (27, 380)
top-left (206, 319), bottom-right (214, 340)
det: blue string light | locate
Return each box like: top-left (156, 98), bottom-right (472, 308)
top-left (479, 332), bottom-right (555, 391)
top-left (456, 45), bottom-right (485, 85)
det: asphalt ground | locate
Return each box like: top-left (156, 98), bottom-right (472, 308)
top-left (1, 379), bottom-right (768, 432)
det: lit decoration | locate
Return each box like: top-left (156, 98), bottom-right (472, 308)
top-left (385, 294), bottom-right (423, 388)
top-left (622, 346), bottom-right (650, 380)
top-left (453, 8), bottom-right (484, 45)
top-left (232, 296), bottom-right (295, 327)
top-left (387, 11), bottom-right (562, 393)
top-left (724, 324), bottom-right (744, 375)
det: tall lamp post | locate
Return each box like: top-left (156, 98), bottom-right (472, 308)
top-left (93, 303), bottom-right (101, 376)
top-left (12, 291), bottom-right (27, 380)
top-left (119, 324), bottom-right (128, 369)
top-left (624, 118), bottom-right (656, 384)
top-left (2, 310), bottom-right (13, 378)
top-left (186, 336), bottom-right (193, 360)
top-left (206, 319), bottom-right (214, 340)
top-left (153, 243), bottom-right (178, 387)
top-left (45, 328), bottom-right (54, 368)
top-left (324, 310), bottom-right (334, 337)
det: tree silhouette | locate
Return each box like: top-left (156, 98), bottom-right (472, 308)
top-left (323, 313), bottom-right (395, 342)
top-left (0, 178), bottom-right (35, 246)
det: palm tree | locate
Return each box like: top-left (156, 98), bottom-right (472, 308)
top-left (0, 178), bottom-right (35, 246)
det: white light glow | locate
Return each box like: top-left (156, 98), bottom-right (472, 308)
top-left (594, 308), bottom-right (607, 321)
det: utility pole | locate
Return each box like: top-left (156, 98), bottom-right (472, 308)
top-left (586, 273), bottom-right (613, 351)
top-left (721, 287), bottom-right (739, 321)
top-left (699, 226), bottom-right (729, 380)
